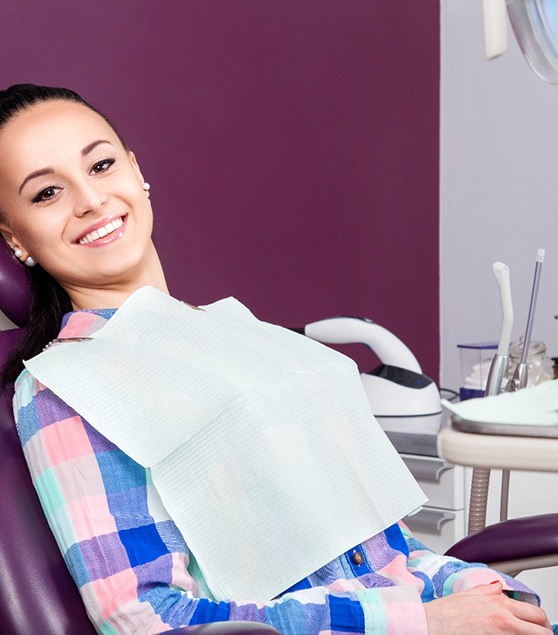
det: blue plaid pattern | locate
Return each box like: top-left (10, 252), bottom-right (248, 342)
top-left (13, 308), bottom-right (545, 634)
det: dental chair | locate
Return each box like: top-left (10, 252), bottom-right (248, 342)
top-left (442, 443), bottom-right (558, 577)
top-left (0, 242), bottom-right (280, 635)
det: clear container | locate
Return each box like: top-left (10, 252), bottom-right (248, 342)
top-left (508, 339), bottom-right (553, 387)
top-left (457, 342), bottom-right (498, 400)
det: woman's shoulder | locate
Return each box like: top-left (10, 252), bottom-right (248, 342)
top-left (13, 308), bottom-right (117, 415)
top-left (58, 307), bottom-right (117, 339)
top-left (14, 368), bottom-right (34, 407)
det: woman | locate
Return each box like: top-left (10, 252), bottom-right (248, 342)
top-left (0, 84), bottom-right (552, 635)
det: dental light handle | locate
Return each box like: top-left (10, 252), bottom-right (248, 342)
top-left (304, 316), bottom-right (422, 374)
top-left (483, 0), bottom-right (508, 59)
top-left (485, 262), bottom-right (513, 396)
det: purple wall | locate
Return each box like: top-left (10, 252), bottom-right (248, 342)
top-left (2, 1), bottom-right (440, 379)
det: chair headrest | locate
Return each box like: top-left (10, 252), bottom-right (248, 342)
top-left (0, 240), bottom-right (32, 327)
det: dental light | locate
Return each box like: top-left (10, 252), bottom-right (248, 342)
top-left (483, 0), bottom-right (558, 83)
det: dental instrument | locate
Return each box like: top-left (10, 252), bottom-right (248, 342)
top-left (507, 248), bottom-right (545, 392)
top-left (484, 262), bottom-right (513, 397)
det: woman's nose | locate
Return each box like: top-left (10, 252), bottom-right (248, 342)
top-left (73, 180), bottom-right (108, 216)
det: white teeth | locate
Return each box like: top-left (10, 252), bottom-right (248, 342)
top-left (79, 218), bottom-right (124, 245)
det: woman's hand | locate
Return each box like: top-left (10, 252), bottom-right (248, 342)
top-left (424, 581), bottom-right (552, 634)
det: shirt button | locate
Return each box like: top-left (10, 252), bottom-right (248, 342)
top-left (352, 551), bottom-right (364, 565)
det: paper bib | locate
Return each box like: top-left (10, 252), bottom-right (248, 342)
top-left (25, 286), bottom-right (426, 601)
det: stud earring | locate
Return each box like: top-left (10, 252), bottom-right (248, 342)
top-left (24, 256), bottom-right (37, 267)
top-left (143, 182), bottom-right (151, 191)
top-left (13, 248), bottom-right (23, 259)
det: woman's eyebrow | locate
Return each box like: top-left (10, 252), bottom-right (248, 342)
top-left (19, 140), bottom-right (116, 194)
top-left (81, 139), bottom-right (114, 156)
top-left (19, 168), bottom-right (54, 194)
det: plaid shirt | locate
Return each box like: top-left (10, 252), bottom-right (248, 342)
top-left (14, 308), bottom-right (537, 635)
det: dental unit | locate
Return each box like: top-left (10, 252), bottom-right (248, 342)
top-left (303, 316), bottom-right (441, 418)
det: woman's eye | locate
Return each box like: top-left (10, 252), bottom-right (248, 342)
top-left (32, 186), bottom-right (60, 203)
top-left (91, 158), bottom-right (115, 174)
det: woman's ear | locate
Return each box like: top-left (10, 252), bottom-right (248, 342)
top-left (128, 150), bottom-right (145, 185)
top-left (0, 227), bottom-right (17, 251)
top-left (128, 151), bottom-right (151, 200)
top-left (0, 227), bottom-right (27, 260)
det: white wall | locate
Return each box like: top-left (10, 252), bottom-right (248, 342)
top-left (441, 0), bottom-right (558, 392)
top-left (440, 1), bottom-right (558, 619)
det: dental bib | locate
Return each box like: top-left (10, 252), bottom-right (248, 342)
top-left (25, 286), bottom-right (426, 601)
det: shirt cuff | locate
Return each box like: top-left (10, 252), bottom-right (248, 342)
top-left (356, 586), bottom-right (427, 635)
top-left (448, 566), bottom-right (540, 606)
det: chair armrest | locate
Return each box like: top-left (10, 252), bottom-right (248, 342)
top-left (445, 513), bottom-right (558, 563)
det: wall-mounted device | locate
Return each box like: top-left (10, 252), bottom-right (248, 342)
top-left (483, 0), bottom-right (558, 83)
top-left (303, 316), bottom-right (441, 418)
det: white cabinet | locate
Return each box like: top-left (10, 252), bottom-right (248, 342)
top-left (399, 453), bottom-right (467, 554)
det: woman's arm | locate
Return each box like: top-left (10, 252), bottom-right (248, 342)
top-left (424, 582), bottom-right (551, 634)
top-left (399, 521), bottom-right (539, 603)
top-left (399, 524), bottom-right (551, 632)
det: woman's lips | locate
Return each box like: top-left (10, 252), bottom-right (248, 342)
top-left (77, 215), bottom-right (127, 247)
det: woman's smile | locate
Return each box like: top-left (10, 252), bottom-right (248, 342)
top-left (76, 214), bottom-right (127, 246)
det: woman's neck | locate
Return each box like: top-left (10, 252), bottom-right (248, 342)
top-left (63, 246), bottom-right (170, 311)
top-left (68, 277), bottom-right (169, 311)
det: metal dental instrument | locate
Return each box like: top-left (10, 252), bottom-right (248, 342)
top-left (507, 248), bottom-right (545, 392)
top-left (484, 262), bottom-right (513, 397)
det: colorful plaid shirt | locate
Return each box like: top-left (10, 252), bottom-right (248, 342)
top-left (14, 308), bottom-right (538, 635)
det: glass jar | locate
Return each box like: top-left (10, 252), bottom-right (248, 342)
top-left (508, 340), bottom-right (553, 387)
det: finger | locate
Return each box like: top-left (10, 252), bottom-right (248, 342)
top-left (465, 581), bottom-right (504, 596)
top-left (464, 584), bottom-right (551, 630)
top-left (509, 600), bottom-right (551, 629)
top-left (513, 602), bottom-right (551, 628)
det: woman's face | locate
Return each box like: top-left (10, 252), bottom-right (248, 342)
top-left (0, 99), bottom-right (154, 296)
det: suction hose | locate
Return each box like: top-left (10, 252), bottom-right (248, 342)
top-left (468, 468), bottom-right (491, 534)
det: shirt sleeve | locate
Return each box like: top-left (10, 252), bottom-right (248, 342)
top-left (15, 371), bottom-right (428, 635)
top-left (399, 521), bottom-right (540, 605)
